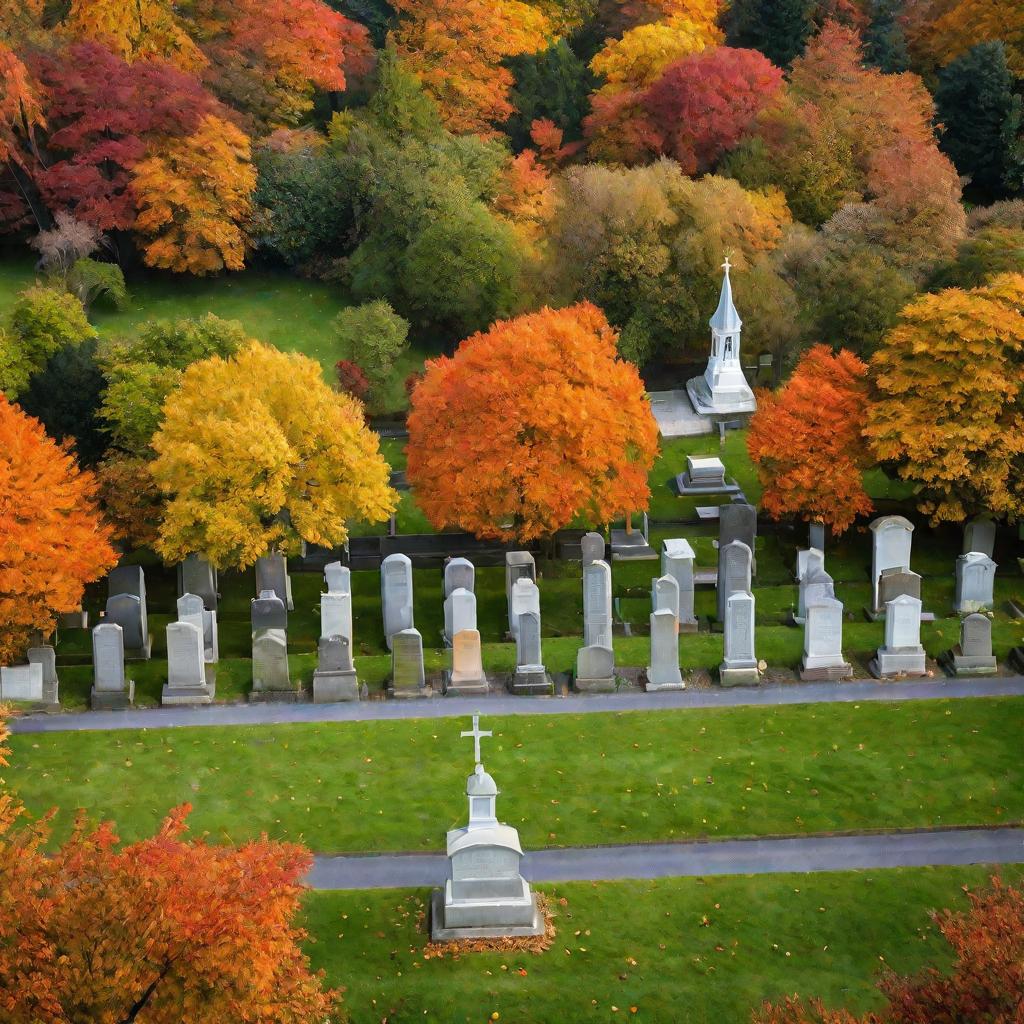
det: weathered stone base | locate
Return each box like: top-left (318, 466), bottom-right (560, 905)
top-left (90, 681), bottom-right (135, 709)
top-left (124, 636), bottom-right (153, 662)
top-left (161, 679), bottom-right (216, 705)
top-left (248, 688), bottom-right (306, 703)
top-left (800, 660), bottom-right (853, 682)
top-left (674, 472), bottom-right (743, 496)
top-left (644, 670), bottom-right (685, 691)
top-left (313, 669), bottom-right (359, 703)
top-left (386, 685), bottom-right (431, 699)
top-left (509, 668), bottom-right (553, 695)
top-left (718, 662), bottom-right (760, 687)
top-left (429, 889), bottom-right (544, 942)
top-left (869, 648), bottom-right (927, 678)
top-left (443, 672), bottom-right (489, 696)
top-left (574, 674), bottom-right (616, 693)
top-left (686, 374), bottom-right (756, 417)
top-left (950, 648), bottom-right (998, 676)
top-left (678, 618), bottom-right (699, 634)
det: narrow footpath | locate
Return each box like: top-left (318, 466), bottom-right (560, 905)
top-left (307, 826), bottom-right (1024, 890)
top-left (11, 675), bottom-right (1024, 734)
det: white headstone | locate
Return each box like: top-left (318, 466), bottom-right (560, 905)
top-left (92, 622), bottom-right (127, 691)
top-left (801, 597), bottom-right (850, 676)
top-left (646, 608), bottom-right (683, 690)
top-left (177, 592), bottom-right (205, 633)
top-left (381, 553), bottom-right (414, 649)
top-left (580, 532), bottom-right (605, 567)
top-left (0, 663), bottom-right (43, 700)
top-left (583, 559), bottom-right (613, 649)
top-left (515, 609), bottom-right (543, 670)
top-left (321, 591), bottom-right (353, 643)
top-left (796, 547), bottom-right (824, 582)
top-left (444, 558), bottom-right (475, 599)
top-left (954, 551), bottom-right (996, 613)
top-left (444, 587), bottom-right (477, 643)
top-left (874, 593), bottom-right (926, 677)
top-left (869, 515), bottom-right (914, 612)
top-left (576, 643), bottom-right (614, 690)
top-left (324, 561), bottom-right (351, 595)
top-left (448, 628), bottom-right (487, 693)
top-left (797, 568), bottom-right (835, 622)
top-left (717, 539), bottom-right (752, 621)
top-left (652, 574), bottom-right (680, 619)
top-left (511, 578), bottom-right (540, 636)
top-left (252, 628), bottom-right (291, 691)
top-left (723, 591), bottom-right (756, 667)
top-left (662, 538), bottom-right (696, 626)
top-left (505, 552), bottom-right (536, 637)
top-left (166, 620), bottom-right (205, 688)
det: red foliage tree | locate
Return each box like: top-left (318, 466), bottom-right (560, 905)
top-left (335, 358), bottom-right (370, 401)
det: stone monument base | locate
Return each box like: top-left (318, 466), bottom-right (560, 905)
top-left (90, 681), bottom-right (135, 710)
top-left (644, 671), bottom-right (685, 692)
top-left (674, 471), bottom-right (743, 497)
top-left (161, 678), bottom-right (216, 706)
top-left (869, 648), bottom-right (927, 678)
top-left (248, 688), bottom-right (305, 703)
top-left (686, 374), bottom-right (756, 417)
top-left (386, 684), bottom-right (431, 699)
top-left (799, 659), bottom-right (853, 682)
top-left (950, 646), bottom-right (997, 676)
top-left (429, 888), bottom-right (544, 942)
top-left (443, 671), bottom-right (489, 697)
top-left (124, 635), bottom-right (153, 662)
top-left (313, 669), bottom-right (359, 703)
top-left (509, 668), bottom-right (553, 696)
top-left (718, 661), bottom-right (760, 687)
top-left (573, 673), bottom-right (616, 693)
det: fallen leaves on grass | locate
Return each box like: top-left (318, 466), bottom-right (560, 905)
top-left (420, 894), bottom-right (556, 959)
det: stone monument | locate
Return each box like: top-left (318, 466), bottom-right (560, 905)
top-left (962, 516), bottom-right (996, 558)
top-left (795, 568), bottom-right (835, 625)
top-left (177, 553), bottom-right (218, 610)
top-left (674, 455), bottom-right (742, 496)
top-left (255, 551), bottom-right (293, 610)
top-left (719, 590), bottom-right (758, 686)
top-left (510, 578), bottom-right (540, 639)
top-left (800, 597), bottom-right (852, 681)
top-left (446, 628), bottom-right (488, 696)
top-left (652, 574), bottom-right (680, 620)
top-left (871, 594), bottom-right (926, 678)
top-left (162, 620), bottom-right (215, 705)
top-left (869, 515), bottom-right (914, 614)
top-left (950, 613), bottom-right (997, 676)
top-left (252, 590), bottom-right (287, 632)
top-left (444, 557), bottom-right (475, 598)
top-left (0, 663), bottom-right (43, 701)
top-left (580, 532), bottom-right (605, 567)
top-left (324, 560), bottom-right (351, 595)
top-left (646, 607), bottom-right (684, 690)
top-left (104, 593), bottom-right (151, 661)
top-left (381, 553), bottom-right (414, 649)
top-left (583, 559), bottom-right (613, 649)
top-left (511, 609), bottom-right (552, 695)
top-left (178, 592), bottom-right (218, 663)
top-left (575, 643), bottom-right (615, 693)
top-left (719, 502), bottom-right (757, 570)
top-left (321, 591), bottom-right (353, 645)
top-left (389, 627), bottom-right (427, 698)
top-left (505, 552), bottom-right (536, 637)
top-left (795, 547), bottom-right (825, 582)
top-left (717, 539), bottom-right (752, 622)
top-left (250, 629), bottom-right (294, 698)
top-left (444, 587), bottom-right (477, 645)
top-left (954, 552), bottom-right (996, 613)
top-left (27, 646), bottom-right (59, 704)
top-left (313, 635), bottom-right (359, 702)
top-left (662, 538), bottom-right (698, 631)
top-left (90, 622), bottom-right (134, 709)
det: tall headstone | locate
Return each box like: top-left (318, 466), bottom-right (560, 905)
top-left (313, 634), bottom-right (359, 703)
top-left (795, 547), bottom-right (825, 582)
top-left (877, 567), bottom-right (921, 609)
top-left (646, 608), bottom-right (684, 690)
top-left (178, 554), bottom-right (217, 610)
top-left (510, 578), bottom-right (540, 636)
top-left (163, 620), bottom-right (215, 705)
top-left (107, 565), bottom-right (145, 601)
top-left (575, 643), bottom-right (615, 693)
top-left (443, 557), bottom-right (475, 599)
top-left (446, 628), bottom-right (488, 695)
top-left (511, 609), bottom-right (551, 695)
top-left (321, 591), bottom-right (353, 644)
top-left (389, 627), bottom-right (427, 698)
top-left (26, 646), bottom-right (58, 704)
top-left (808, 520), bottom-right (826, 553)
top-left (717, 539), bottom-right (752, 621)
top-left (90, 622), bottom-right (134, 709)
top-left (324, 561), bottom-right (351, 595)
top-left (954, 552), bottom-right (996, 613)
top-left (951, 613), bottom-right (997, 675)
top-left (719, 502), bottom-right (757, 558)
top-left (661, 539), bottom-right (697, 631)
top-left (869, 515), bottom-right (914, 614)
top-left (250, 628), bottom-right (293, 696)
top-left (251, 590), bottom-right (287, 632)
top-left (381, 553), bottom-right (414, 650)
top-left (719, 591), bottom-right (758, 686)
top-left (104, 593), bottom-right (151, 660)
top-left (795, 568), bottom-right (835, 624)
top-left (505, 552), bottom-right (536, 637)
top-left (652, 574), bottom-right (680, 620)
top-left (444, 587), bottom-right (477, 644)
top-left (583, 559), bottom-right (613, 649)
top-left (0, 664), bottom-right (43, 701)
top-left (872, 594), bottom-right (926, 677)
top-left (962, 516), bottom-right (996, 558)
top-left (255, 552), bottom-right (294, 610)
top-left (178, 592), bottom-right (218, 664)
top-left (580, 532), bottom-right (605, 568)
top-left (800, 597), bottom-right (852, 680)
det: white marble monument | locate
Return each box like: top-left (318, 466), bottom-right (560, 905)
top-left (381, 553), bottom-right (414, 649)
top-left (954, 552), bottom-right (996, 613)
top-left (869, 515), bottom-right (914, 614)
top-left (872, 594), bottom-right (927, 677)
top-left (646, 607), bottom-right (684, 690)
top-left (719, 591), bottom-right (759, 686)
top-left (661, 538), bottom-right (698, 631)
top-left (90, 622), bottom-right (135, 709)
top-left (800, 597), bottom-right (852, 681)
top-left (162, 620), bottom-right (215, 705)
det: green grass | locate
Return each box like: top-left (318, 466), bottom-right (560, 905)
top-left (302, 865), bottom-right (1024, 1024)
top-left (8, 697), bottom-right (1023, 852)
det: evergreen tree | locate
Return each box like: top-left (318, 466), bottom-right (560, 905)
top-left (725, 0), bottom-right (813, 68)
top-left (863, 0), bottom-right (909, 72)
top-left (935, 41), bottom-right (1024, 201)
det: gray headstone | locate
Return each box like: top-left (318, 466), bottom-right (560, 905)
top-left (105, 593), bottom-right (147, 651)
top-left (178, 554), bottom-right (217, 610)
top-left (515, 609), bottom-right (543, 670)
top-left (321, 591), bottom-right (353, 643)
top-left (576, 643), bottom-right (614, 682)
top-left (960, 613), bottom-right (992, 658)
top-left (646, 607), bottom-right (683, 690)
top-left (505, 552), bottom-right (536, 637)
top-left (802, 597), bottom-right (846, 668)
top-left (870, 515), bottom-right (914, 612)
top-left (583, 559), bottom-right (613, 649)
top-left (324, 561), bottom-right (351, 595)
top-left (661, 538), bottom-right (696, 625)
top-left (717, 539), bottom-right (752, 621)
top-left (510, 578), bottom-right (540, 637)
top-left (797, 568), bottom-right (835, 622)
top-left (954, 551), bottom-right (996, 613)
top-left (319, 634), bottom-right (353, 673)
top-left (391, 627), bottom-right (426, 695)
top-left (92, 622), bottom-right (126, 691)
top-left (108, 565), bottom-right (145, 600)
top-left (444, 587), bottom-right (477, 643)
top-left (878, 567), bottom-right (921, 608)
top-left (796, 547), bottom-right (824, 582)
top-left (719, 503), bottom-right (757, 561)
top-left (0, 663), bottom-right (43, 701)
top-left (381, 553), bottom-right (414, 648)
top-left (251, 628), bottom-right (291, 691)
top-left (444, 557), bottom-right (475, 599)
top-left (962, 516), bottom-right (996, 558)
top-left (723, 591), bottom-right (756, 667)
top-left (27, 646), bottom-right (58, 687)
top-left (652, 574), bottom-right (680, 619)
top-left (166, 620), bottom-right (205, 688)
top-left (251, 590), bottom-right (287, 632)
top-left (580, 532), bottom-right (605, 567)
top-left (687, 456), bottom-right (726, 486)
top-left (808, 521), bottom-right (826, 553)
top-left (256, 552), bottom-right (293, 610)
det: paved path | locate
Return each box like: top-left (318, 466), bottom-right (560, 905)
top-left (307, 827), bottom-right (1024, 890)
top-left (11, 675), bottom-right (1024, 734)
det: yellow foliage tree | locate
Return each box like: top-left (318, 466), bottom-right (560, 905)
top-left (865, 273), bottom-right (1024, 524)
top-left (131, 114), bottom-right (256, 275)
top-left (912, 0), bottom-right (1024, 76)
top-left (151, 342), bottom-right (397, 569)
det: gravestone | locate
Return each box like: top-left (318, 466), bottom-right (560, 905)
top-left (250, 628), bottom-right (293, 696)
top-left (505, 552), bottom-right (536, 637)
top-left (313, 635), bottom-right (359, 703)
top-left (90, 622), bottom-right (134, 709)
top-left (107, 564), bottom-right (145, 601)
top-left (178, 554), bottom-right (217, 610)
top-left (872, 594), bottom-right (926, 677)
top-left (675, 455), bottom-right (740, 495)
top-left (511, 609), bottom-right (551, 695)
top-left (445, 628), bottom-right (488, 695)
top-left (27, 646), bottom-right (59, 704)
top-left (431, 720), bottom-right (542, 941)
top-left (580, 532), bottom-right (605, 567)
top-left (662, 539), bottom-right (697, 631)
top-left (575, 643), bottom-right (615, 693)
top-left (444, 587), bottom-right (477, 644)
top-left (719, 502), bottom-right (757, 557)
top-left (808, 520), bottom-right (826, 553)
top-left (717, 539), bottom-right (752, 621)
top-left (869, 515), bottom-right (914, 613)
top-left (251, 590), bottom-right (287, 632)
top-left (324, 561), bottom-right (351, 595)
top-left (962, 516), bottom-right (996, 558)
top-left (381, 553), bottom-right (414, 649)
top-left (178, 593), bottom-right (218, 664)
top-left (646, 607), bottom-right (684, 690)
top-left (162, 620), bottom-right (215, 705)
top-left (951, 613), bottom-right (997, 675)
top-left (389, 627), bottom-right (427, 698)
top-left (800, 597), bottom-right (852, 680)
top-left (719, 591), bottom-right (758, 686)
top-left (583, 559), bottom-right (613, 649)
top-left (510, 578), bottom-right (540, 638)
top-left (877, 567), bottom-right (921, 609)
top-left (444, 557), bottom-right (475, 599)
top-left (954, 552), bottom-right (996, 613)
top-left (255, 552), bottom-right (293, 610)
top-left (321, 591), bottom-right (353, 643)
top-left (0, 663), bottom-right (43, 701)
top-left (652, 574), bottom-right (680, 620)
top-left (795, 547), bottom-right (825, 582)
top-left (104, 593), bottom-right (151, 660)
top-left (795, 568), bottom-right (835, 624)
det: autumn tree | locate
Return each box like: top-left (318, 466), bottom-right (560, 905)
top-left (747, 345), bottom-right (873, 533)
top-left (865, 273), bottom-right (1024, 524)
top-left (389, 0), bottom-right (550, 134)
top-left (912, 0), bottom-right (1024, 77)
top-left (0, 42), bottom-right (46, 231)
top-left (151, 341), bottom-right (396, 568)
top-left (406, 302), bottom-right (659, 542)
top-left (331, 300), bottom-right (409, 391)
top-left (0, 396), bottom-right (116, 662)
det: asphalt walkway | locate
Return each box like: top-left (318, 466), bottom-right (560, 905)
top-left (307, 827), bottom-right (1024, 890)
top-left (11, 675), bottom-right (1024, 734)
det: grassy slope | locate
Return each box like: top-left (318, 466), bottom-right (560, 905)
top-left (302, 865), bottom-right (1024, 1024)
top-left (8, 697), bottom-right (1023, 851)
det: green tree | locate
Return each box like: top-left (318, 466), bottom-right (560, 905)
top-left (332, 300), bottom-right (409, 389)
top-left (64, 259), bottom-right (127, 313)
top-left (863, 0), bottom-right (909, 71)
top-left (725, 0), bottom-right (813, 67)
top-left (935, 41), bottom-right (1024, 202)
top-left (929, 224), bottom-right (1024, 289)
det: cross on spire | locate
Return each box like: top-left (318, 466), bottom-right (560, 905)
top-left (461, 713), bottom-right (492, 766)
top-left (721, 254), bottom-right (732, 274)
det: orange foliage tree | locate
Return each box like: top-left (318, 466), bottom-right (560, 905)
top-left (389, 0), bottom-right (549, 135)
top-left (747, 345), bottom-right (874, 534)
top-left (0, 396), bottom-right (116, 663)
top-left (0, 711), bottom-right (338, 1022)
top-left (406, 302), bottom-right (659, 542)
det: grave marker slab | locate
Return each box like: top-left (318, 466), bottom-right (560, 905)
top-left (962, 516), bottom-right (996, 558)
top-left (446, 628), bottom-right (488, 695)
top-left (511, 609), bottom-right (551, 695)
top-left (313, 635), bottom-right (359, 703)
top-left (90, 622), bottom-right (134, 708)
top-left (250, 628), bottom-right (293, 696)
top-left (661, 538), bottom-right (698, 630)
top-left (800, 597), bottom-right (852, 680)
top-left (381, 553), bottom-right (414, 649)
top-left (0, 663), bottom-right (43, 701)
top-left (795, 547), bottom-right (824, 582)
top-left (505, 552), bottom-right (536, 637)
top-left (163, 620), bottom-right (215, 705)
top-left (652, 574), bottom-right (680, 620)
top-left (104, 593), bottom-right (151, 660)
top-left (251, 590), bottom-right (287, 632)
top-left (255, 552), bottom-right (293, 610)
top-left (869, 515), bottom-right (914, 613)
top-left (951, 613), bottom-right (997, 675)
top-left (646, 608), bottom-right (683, 690)
top-left (954, 552), bottom-right (996, 613)
top-left (389, 627), bottom-right (427, 698)
top-left (324, 561), bottom-right (351, 595)
top-left (872, 594), bottom-right (926, 677)
top-left (796, 568), bottom-right (835, 624)
top-left (580, 532), bottom-right (605, 567)
top-left (575, 643), bottom-right (615, 693)
top-left (717, 539), bottom-right (752, 621)
top-left (444, 558), bottom-right (475, 599)
top-left (444, 587), bottom-right (477, 644)
top-left (27, 646), bottom-right (58, 704)
top-left (178, 554), bottom-right (217, 610)
top-left (321, 591), bottom-right (353, 643)
top-left (583, 559), bottom-right (613, 649)
top-left (719, 591), bottom-right (758, 686)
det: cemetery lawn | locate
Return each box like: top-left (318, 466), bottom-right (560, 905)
top-left (302, 864), bottom-right (1024, 1024)
top-left (8, 696), bottom-right (1023, 852)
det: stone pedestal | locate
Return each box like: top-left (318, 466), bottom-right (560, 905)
top-left (162, 667), bottom-right (216, 705)
top-left (313, 669), bottom-right (359, 702)
top-left (508, 667), bottom-right (553, 695)
top-left (574, 644), bottom-right (615, 693)
top-left (950, 613), bottom-right (997, 676)
top-left (90, 680), bottom-right (136, 709)
top-left (870, 594), bottom-right (926, 678)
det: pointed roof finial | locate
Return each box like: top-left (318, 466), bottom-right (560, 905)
top-left (710, 254), bottom-right (742, 335)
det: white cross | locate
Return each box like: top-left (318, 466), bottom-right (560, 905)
top-left (722, 255), bottom-right (732, 273)
top-left (461, 713), bottom-right (492, 766)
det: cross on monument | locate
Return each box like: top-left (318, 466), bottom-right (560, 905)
top-left (721, 254), bottom-right (732, 273)
top-left (461, 713), bottom-right (492, 766)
